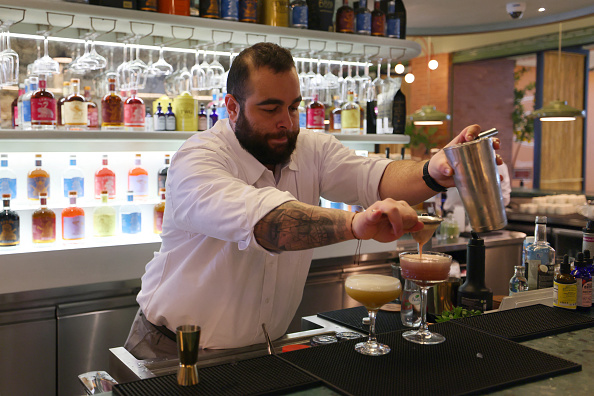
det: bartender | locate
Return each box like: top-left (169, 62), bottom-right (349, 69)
top-left (124, 42), bottom-right (502, 359)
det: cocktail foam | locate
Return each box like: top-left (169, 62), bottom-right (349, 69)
top-left (345, 274), bottom-right (401, 291)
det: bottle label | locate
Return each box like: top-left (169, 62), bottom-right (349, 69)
top-left (64, 177), bottom-right (85, 198)
top-left (526, 253), bottom-right (550, 289)
top-left (553, 281), bottom-right (577, 309)
top-left (63, 101), bottom-right (88, 125)
top-left (0, 216), bottom-right (19, 245)
top-left (387, 19), bottom-right (397, 37)
top-left (306, 108), bottom-right (325, 129)
top-left (95, 175), bottom-right (116, 198)
top-left (291, 5), bottom-right (308, 27)
top-left (332, 113), bottom-right (341, 131)
top-left (125, 103), bottom-right (145, 126)
top-left (129, 174), bottom-right (149, 196)
top-left (154, 211), bottom-right (164, 233)
top-left (221, 0), bottom-right (238, 19)
top-left (102, 101), bottom-right (124, 126)
top-left (94, 213), bottom-right (116, 236)
top-left (28, 176), bottom-right (50, 199)
top-left (13, 105), bottom-right (19, 127)
top-left (31, 97), bottom-right (57, 122)
top-left (198, 117), bottom-right (208, 131)
top-left (341, 109), bottom-right (360, 129)
top-left (356, 13), bottom-right (371, 34)
top-left (23, 101), bottom-right (32, 122)
top-left (239, 0), bottom-right (257, 22)
top-left (33, 216), bottom-right (56, 242)
top-left (577, 279), bottom-right (592, 308)
top-left (337, 12), bottom-right (354, 32)
top-left (88, 107), bottom-right (99, 128)
top-left (63, 215), bottom-right (85, 240)
top-left (122, 212), bottom-right (142, 234)
top-left (155, 116), bottom-right (166, 131)
top-left (460, 296), bottom-right (487, 312)
top-left (158, 174), bottom-right (167, 192)
top-left (537, 263), bottom-right (555, 289)
top-left (166, 116), bottom-right (177, 131)
top-left (0, 178), bottom-right (17, 199)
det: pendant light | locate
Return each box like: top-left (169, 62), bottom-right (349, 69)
top-left (533, 23), bottom-right (585, 122)
top-left (409, 37), bottom-right (450, 126)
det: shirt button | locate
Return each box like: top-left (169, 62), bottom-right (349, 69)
top-left (265, 298), bottom-right (270, 304)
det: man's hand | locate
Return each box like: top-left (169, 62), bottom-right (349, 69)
top-left (351, 198), bottom-right (423, 243)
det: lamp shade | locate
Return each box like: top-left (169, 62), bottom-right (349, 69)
top-left (409, 105), bottom-right (451, 126)
top-left (533, 100), bottom-right (585, 121)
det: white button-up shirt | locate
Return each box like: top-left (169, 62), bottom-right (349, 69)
top-left (137, 119), bottom-right (391, 349)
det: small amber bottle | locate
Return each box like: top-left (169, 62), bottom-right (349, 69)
top-left (553, 255), bottom-right (577, 310)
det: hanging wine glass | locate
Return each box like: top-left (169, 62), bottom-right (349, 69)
top-left (127, 43), bottom-right (148, 89)
top-left (76, 39), bottom-right (100, 71)
top-left (116, 43), bottom-right (130, 89)
top-left (209, 48), bottom-right (226, 90)
top-left (190, 48), bottom-right (206, 93)
top-left (383, 59), bottom-right (402, 133)
top-left (340, 59), bottom-right (356, 102)
top-left (151, 46), bottom-right (173, 76)
top-left (313, 57), bottom-right (329, 104)
top-left (93, 47), bottom-right (116, 97)
top-left (85, 33), bottom-right (107, 70)
top-left (0, 25), bottom-right (19, 85)
top-left (297, 56), bottom-right (309, 97)
top-left (32, 36), bottom-right (60, 75)
top-left (164, 55), bottom-right (182, 97)
top-left (65, 45), bottom-right (87, 75)
top-left (199, 50), bottom-right (212, 90)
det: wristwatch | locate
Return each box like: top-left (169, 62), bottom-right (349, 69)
top-left (423, 160), bottom-right (447, 193)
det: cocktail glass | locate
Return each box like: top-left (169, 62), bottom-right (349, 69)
top-left (344, 274), bottom-right (401, 355)
top-left (399, 251), bottom-right (452, 344)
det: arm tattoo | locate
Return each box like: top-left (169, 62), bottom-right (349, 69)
top-left (254, 201), bottom-right (353, 251)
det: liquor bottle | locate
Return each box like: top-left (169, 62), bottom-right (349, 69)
top-left (32, 192), bottom-right (56, 244)
top-left (62, 155), bottom-right (85, 199)
top-left (128, 154), bottom-right (149, 199)
top-left (198, 103), bottom-right (208, 131)
top-left (0, 154), bottom-right (17, 199)
top-left (261, 0), bottom-right (289, 27)
top-left (571, 252), bottom-right (592, 311)
top-left (553, 255), bottom-right (577, 310)
top-left (93, 190), bottom-right (117, 237)
top-left (154, 102), bottom-right (166, 131)
top-left (0, 193), bottom-right (19, 247)
top-left (158, 0), bottom-right (191, 16)
top-left (22, 77), bottom-right (38, 130)
top-left (190, 0), bottom-right (199, 16)
top-left (457, 231), bottom-right (493, 312)
top-left (28, 154), bottom-right (50, 200)
top-left (154, 188), bottom-right (166, 234)
top-left (138, 0), bottom-right (158, 12)
top-left (290, 0), bottom-right (308, 29)
top-left (84, 86), bottom-right (99, 129)
top-left (63, 78), bottom-right (88, 131)
top-left (158, 154), bottom-right (171, 194)
top-left (583, 220), bottom-right (594, 253)
top-left (341, 91), bottom-right (361, 134)
top-left (17, 78), bottom-right (29, 129)
top-left (62, 191), bottom-right (85, 241)
top-left (306, 0), bottom-right (334, 31)
top-left (392, 89), bottom-right (406, 134)
top-left (12, 83), bottom-right (24, 129)
top-left (199, 0), bottom-right (220, 18)
top-left (31, 75), bottom-right (57, 130)
top-left (355, 0), bottom-right (371, 35)
top-left (525, 216), bottom-right (555, 290)
top-left (166, 103), bottom-right (177, 131)
top-left (509, 265), bottom-right (528, 295)
top-left (366, 98), bottom-right (377, 134)
top-left (306, 93), bottom-right (325, 132)
top-left (145, 107), bottom-right (154, 132)
top-left (221, 0), bottom-right (239, 20)
top-left (124, 89), bottom-right (145, 131)
top-left (95, 155), bottom-right (116, 199)
top-left (336, 0), bottom-right (355, 33)
top-left (391, 0), bottom-right (406, 39)
top-left (121, 191), bottom-right (142, 235)
top-left (209, 104), bottom-right (218, 129)
top-left (239, 0), bottom-right (258, 22)
top-left (371, 0), bottom-right (385, 36)
top-left (330, 98), bottom-right (342, 133)
top-left (101, 77), bottom-right (124, 130)
top-left (298, 100), bottom-right (306, 129)
top-left (57, 81), bottom-right (70, 127)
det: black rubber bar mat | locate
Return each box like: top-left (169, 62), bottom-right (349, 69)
top-left (450, 304), bottom-right (594, 342)
top-left (112, 355), bottom-right (320, 396)
top-left (318, 305), bottom-right (407, 333)
top-left (281, 322), bottom-right (581, 396)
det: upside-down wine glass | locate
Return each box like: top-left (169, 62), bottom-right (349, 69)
top-left (0, 25), bottom-right (19, 85)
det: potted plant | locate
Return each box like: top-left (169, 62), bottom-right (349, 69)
top-left (404, 122), bottom-right (439, 159)
top-left (511, 67), bottom-right (535, 169)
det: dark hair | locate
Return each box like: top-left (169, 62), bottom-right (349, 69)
top-left (226, 42), bottom-right (295, 105)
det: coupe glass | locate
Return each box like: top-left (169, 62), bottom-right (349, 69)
top-left (399, 251), bottom-right (452, 345)
top-left (344, 274), bottom-right (401, 355)
top-left (32, 37), bottom-right (60, 75)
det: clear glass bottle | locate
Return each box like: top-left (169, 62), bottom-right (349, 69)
top-left (154, 102), bottom-right (166, 131)
top-left (62, 191), bottom-right (85, 241)
top-left (525, 216), bottom-right (555, 290)
top-left (400, 278), bottom-right (421, 327)
top-left (158, 154), bottom-right (170, 194)
top-left (95, 155), bottom-right (116, 199)
top-left (0, 193), bottom-right (19, 247)
top-left (341, 91), bottom-right (361, 134)
top-left (62, 154), bottom-right (85, 199)
top-left (27, 154), bottom-right (50, 200)
top-left (128, 154), bottom-right (149, 199)
top-left (63, 78), bottom-right (88, 131)
top-left (101, 77), bottom-right (124, 130)
top-left (32, 192), bottom-right (56, 244)
top-left (0, 154), bottom-right (17, 200)
top-left (355, 0), bottom-right (371, 35)
top-left (509, 265), bottom-right (529, 296)
top-left (22, 77), bottom-right (38, 130)
top-left (330, 97), bottom-right (342, 133)
top-left (93, 190), bottom-right (117, 237)
top-left (154, 188), bottom-right (166, 234)
top-left (289, 0), bottom-right (308, 29)
top-left (121, 190), bottom-right (142, 235)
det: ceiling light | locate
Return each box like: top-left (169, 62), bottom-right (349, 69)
top-left (428, 59), bottom-right (438, 70)
top-left (395, 63), bottom-right (405, 74)
top-left (410, 105), bottom-right (451, 126)
top-left (404, 73), bottom-right (415, 83)
top-left (538, 8), bottom-right (545, 12)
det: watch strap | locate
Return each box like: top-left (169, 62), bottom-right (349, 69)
top-left (423, 160), bottom-right (447, 193)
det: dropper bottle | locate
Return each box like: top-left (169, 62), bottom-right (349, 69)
top-left (553, 254), bottom-right (577, 310)
top-left (571, 252), bottom-right (592, 311)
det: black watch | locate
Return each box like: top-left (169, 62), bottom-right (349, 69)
top-left (422, 161), bottom-right (447, 193)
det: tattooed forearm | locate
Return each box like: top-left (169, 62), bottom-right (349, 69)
top-left (254, 201), bottom-right (355, 251)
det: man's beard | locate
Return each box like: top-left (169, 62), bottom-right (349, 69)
top-left (234, 110), bottom-right (299, 166)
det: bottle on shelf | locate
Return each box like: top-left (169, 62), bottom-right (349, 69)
top-left (121, 190), bottom-right (142, 235)
top-left (95, 155), bottom-right (116, 199)
top-left (158, 0), bottom-right (191, 16)
top-left (390, 0), bottom-right (406, 39)
top-left (239, 0), bottom-right (258, 23)
top-left (583, 220), bottom-right (594, 253)
top-left (31, 75), bottom-right (57, 130)
top-left (17, 78), bottom-right (29, 129)
top-left (0, 193), bottom-right (19, 247)
top-left (290, 0), bottom-right (308, 29)
top-left (190, 0), bottom-right (199, 16)
top-left (154, 102), bottom-right (166, 131)
top-left (306, 92), bottom-right (325, 133)
top-left (261, 0), bottom-right (289, 27)
top-left (154, 188), bottom-right (166, 234)
top-left (199, 0), bottom-right (220, 18)
top-left (57, 81), bottom-right (70, 127)
top-left (63, 78), bottom-right (88, 131)
top-left (392, 89), bottom-right (406, 134)
top-left (298, 100), bottom-right (306, 129)
top-left (371, 0), bottom-right (385, 36)
top-left (84, 86), bottom-right (99, 129)
top-left (28, 154), bottom-right (50, 201)
top-left (128, 154), bottom-right (149, 199)
top-left (198, 103), bottom-right (208, 131)
top-left (101, 77), bottom-right (124, 130)
top-left (553, 254), bottom-right (577, 310)
top-left (145, 107), bottom-right (154, 131)
top-left (509, 265), bottom-right (529, 295)
top-left (62, 154), bottom-right (85, 199)
top-left (22, 77), bottom-right (38, 131)
top-left (166, 103), bottom-right (177, 131)
top-left (158, 154), bottom-right (171, 194)
top-left (457, 231), bottom-right (493, 312)
top-left (62, 191), bottom-right (85, 242)
top-left (11, 83), bottom-right (25, 129)
top-left (124, 89), bottom-right (146, 131)
top-left (138, 0), bottom-right (158, 12)
top-left (341, 91), bottom-right (361, 134)
top-left (525, 216), bottom-right (555, 290)
top-left (208, 103), bottom-right (218, 129)
top-left (355, 0), bottom-right (372, 35)
top-left (329, 97), bottom-right (342, 133)
top-left (221, 0), bottom-right (239, 20)
top-left (32, 192), bottom-right (56, 244)
top-left (0, 154), bottom-right (17, 200)
top-left (571, 252), bottom-right (592, 311)
top-left (93, 190), bottom-right (117, 237)
top-left (174, 91), bottom-right (198, 131)
top-left (335, 0), bottom-right (355, 34)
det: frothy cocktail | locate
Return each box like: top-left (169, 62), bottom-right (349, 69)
top-left (400, 252), bottom-right (452, 286)
top-left (345, 274), bottom-right (402, 310)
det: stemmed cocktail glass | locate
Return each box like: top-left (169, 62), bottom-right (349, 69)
top-left (344, 274), bottom-right (401, 356)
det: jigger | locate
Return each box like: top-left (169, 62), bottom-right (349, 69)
top-left (176, 324), bottom-right (200, 386)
